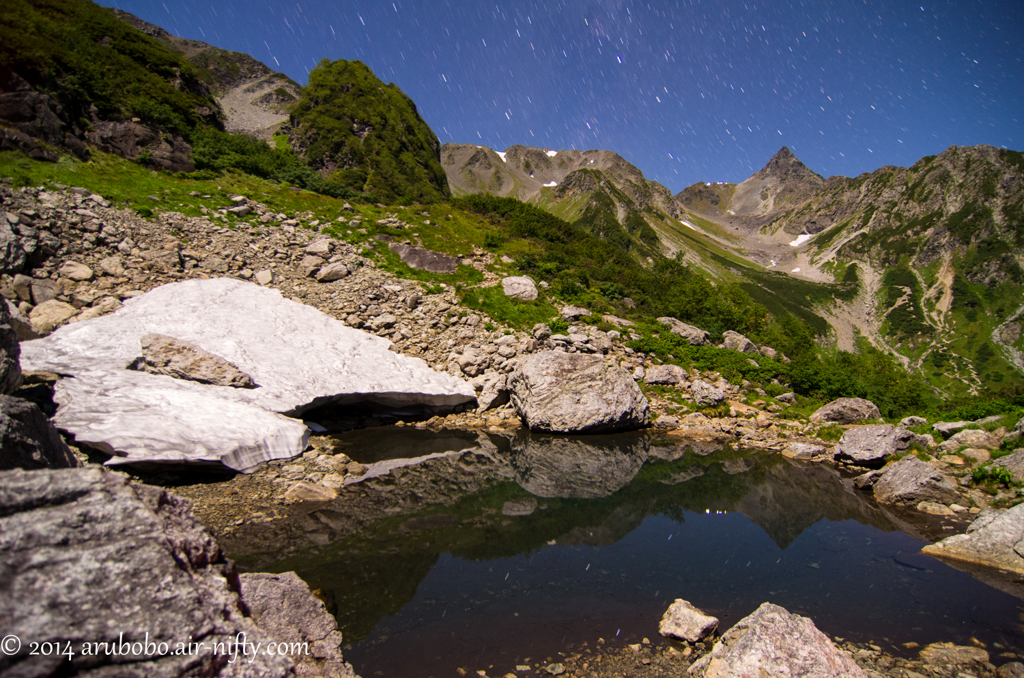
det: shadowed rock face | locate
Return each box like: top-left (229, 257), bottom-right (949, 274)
top-left (19, 278), bottom-right (474, 471)
top-left (0, 298), bottom-right (21, 395)
top-left (0, 396), bottom-right (80, 471)
top-left (0, 467), bottom-right (293, 677)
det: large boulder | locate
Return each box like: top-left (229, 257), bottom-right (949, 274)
top-left (810, 397), bottom-right (881, 424)
top-left (20, 278), bottom-right (475, 471)
top-left (937, 428), bottom-right (1001, 453)
top-left (834, 425), bottom-right (915, 467)
top-left (721, 330), bottom-right (759, 354)
top-left (691, 379), bottom-right (726, 406)
top-left (502, 276), bottom-right (539, 301)
top-left (659, 599), bottom-right (719, 642)
top-left (689, 602), bottom-right (865, 678)
top-left (0, 396), bottom-right (79, 470)
top-left (922, 503), bottom-right (1024, 576)
top-left (0, 467), bottom-right (292, 677)
top-left (872, 457), bottom-right (961, 508)
top-left (0, 297), bottom-right (21, 394)
top-left (508, 351), bottom-right (650, 433)
top-left (992, 450), bottom-right (1024, 482)
top-left (239, 572), bottom-right (359, 678)
top-left (657, 317), bottom-right (710, 345)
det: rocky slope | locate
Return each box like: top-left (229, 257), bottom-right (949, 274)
top-left (673, 144), bottom-right (1024, 395)
top-left (442, 143), bottom-right (678, 255)
top-left (111, 9), bottom-right (302, 137)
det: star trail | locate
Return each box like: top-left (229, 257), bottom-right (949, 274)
top-left (100, 0), bottom-right (1022, 191)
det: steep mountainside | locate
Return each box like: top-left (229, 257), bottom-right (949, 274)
top-left (111, 9), bottom-right (301, 137)
top-left (286, 59), bottom-right (449, 204)
top-left (442, 143), bottom-right (686, 256)
top-left (674, 144), bottom-right (1024, 396)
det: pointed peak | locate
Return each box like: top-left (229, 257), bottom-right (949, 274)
top-left (772, 146), bottom-right (796, 160)
top-left (753, 146), bottom-right (821, 183)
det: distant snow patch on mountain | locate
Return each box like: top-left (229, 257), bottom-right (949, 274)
top-left (496, 151), bottom-right (507, 162)
top-left (546, 150), bottom-right (558, 157)
top-left (789, 233), bottom-right (813, 247)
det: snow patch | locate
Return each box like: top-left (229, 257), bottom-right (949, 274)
top-left (769, 260), bottom-right (777, 268)
top-left (791, 267), bottom-right (801, 273)
top-left (496, 151), bottom-right (507, 162)
top-left (681, 220), bottom-right (697, 231)
top-left (543, 181), bottom-right (558, 187)
top-left (789, 233), bottom-right (813, 247)
top-left (545, 150), bottom-right (558, 157)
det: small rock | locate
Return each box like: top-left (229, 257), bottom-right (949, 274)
top-left (283, 481), bottom-right (338, 503)
top-left (502, 276), bottom-right (538, 301)
top-left (810, 397), bottom-right (881, 424)
top-left (58, 260), bottom-right (94, 281)
top-left (659, 599), bottom-right (719, 642)
top-left (255, 269), bottom-right (273, 285)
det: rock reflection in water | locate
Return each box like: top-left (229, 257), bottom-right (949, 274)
top-left (219, 428), bottom-right (1022, 678)
top-left (505, 430), bottom-right (649, 498)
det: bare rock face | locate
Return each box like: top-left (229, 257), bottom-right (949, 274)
top-left (86, 120), bottom-right (195, 172)
top-left (130, 333), bottom-right (257, 389)
top-left (835, 425), bottom-right (915, 467)
top-left (659, 599), bottom-right (719, 642)
top-left (657, 317), bottom-right (710, 345)
top-left (502, 275), bottom-right (539, 301)
top-left (0, 396), bottom-right (79, 470)
top-left (509, 351), bottom-right (650, 433)
top-left (922, 503), bottom-right (1024, 576)
top-left (239, 572), bottom-right (360, 678)
top-left (0, 467), bottom-right (293, 677)
top-left (992, 450), bottom-right (1024, 482)
top-left (689, 602), bottom-right (865, 678)
top-left (937, 428), bottom-right (1001, 452)
top-left (20, 279), bottom-right (474, 471)
top-left (810, 397), bottom-right (881, 425)
top-left (388, 243), bottom-right (458, 273)
top-left (0, 298), bottom-right (22, 395)
top-left (872, 457), bottom-right (961, 508)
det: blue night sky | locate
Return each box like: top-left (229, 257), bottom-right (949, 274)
top-left (100, 0), bottom-right (1022, 193)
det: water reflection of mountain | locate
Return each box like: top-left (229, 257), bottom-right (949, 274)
top-left (221, 428), bottom-right (910, 643)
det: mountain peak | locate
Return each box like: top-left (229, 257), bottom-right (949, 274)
top-left (755, 146), bottom-right (820, 183)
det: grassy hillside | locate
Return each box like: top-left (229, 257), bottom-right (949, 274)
top-left (288, 59), bottom-right (449, 204)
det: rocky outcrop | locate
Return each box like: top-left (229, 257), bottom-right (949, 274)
top-left (388, 243), bottom-right (458, 273)
top-left (239, 571), bottom-right (359, 678)
top-left (129, 333), bottom-right (257, 389)
top-left (810, 398), bottom-right (881, 425)
top-left (834, 425), bottom-right (916, 467)
top-left (0, 396), bottom-right (79, 470)
top-left (658, 317), bottom-right (710, 345)
top-left (691, 379), bottom-right (726, 406)
top-left (992, 450), bottom-right (1024, 482)
top-left (20, 278), bottom-right (475, 471)
top-left (922, 504), bottom-right (1024, 576)
top-left (721, 330), bottom-right (759, 354)
top-left (872, 457), bottom-right (961, 507)
top-left (87, 120), bottom-right (195, 173)
top-left (659, 599), bottom-right (718, 642)
top-left (937, 428), bottom-right (1001, 453)
top-left (0, 467), bottom-right (293, 677)
top-left (689, 602), bottom-right (864, 678)
top-left (508, 351), bottom-right (650, 433)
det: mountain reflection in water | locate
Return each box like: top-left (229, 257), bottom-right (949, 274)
top-left (228, 428), bottom-right (1023, 678)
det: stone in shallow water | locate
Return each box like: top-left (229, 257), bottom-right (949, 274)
top-left (659, 599), bottom-right (718, 642)
top-left (922, 503), bottom-right (1024, 576)
top-left (872, 457), bottom-right (961, 508)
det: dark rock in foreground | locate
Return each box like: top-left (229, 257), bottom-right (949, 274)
top-left (0, 395), bottom-right (79, 470)
top-left (509, 351), bottom-right (650, 433)
top-left (689, 602), bottom-right (865, 677)
top-left (0, 296), bottom-right (22, 395)
top-left (0, 467), bottom-right (293, 676)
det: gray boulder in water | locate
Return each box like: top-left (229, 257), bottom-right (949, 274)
top-left (509, 431), bottom-right (648, 498)
top-left (0, 467), bottom-right (293, 677)
top-left (508, 351), bottom-right (650, 433)
top-left (922, 503), bottom-right (1024, 576)
top-left (835, 425), bottom-right (915, 467)
top-left (689, 602), bottom-right (865, 678)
